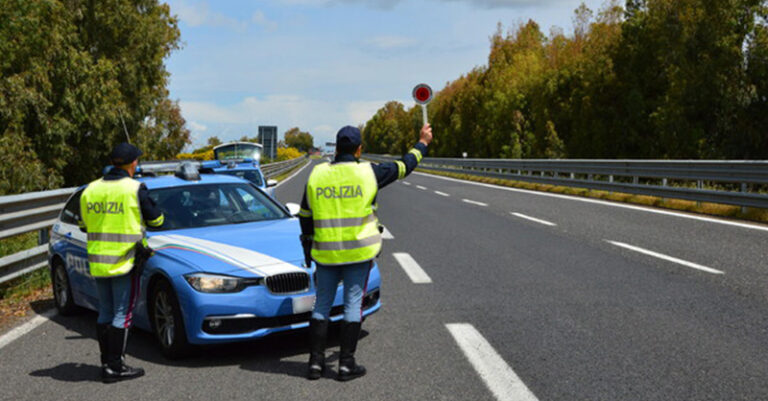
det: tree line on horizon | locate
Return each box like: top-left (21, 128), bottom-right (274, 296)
top-left (180, 127), bottom-right (314, 162)
top-left (362, 0), bottom-right (768, 160)
top-left (0, 0), bottom-right (189, 195)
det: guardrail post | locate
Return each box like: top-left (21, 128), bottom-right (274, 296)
top-left (696, 180), bottom-right (703, 207)
top-left (741, 183), bottom-right (748, 214)
top-left (609, 175), bottom-right (614, 195)
top-left (570, 173), bottom-right (575, 180)
top-left (661, 178), bottom-right (668, 204)
top-left (38, 228), bottom-right (49, 245)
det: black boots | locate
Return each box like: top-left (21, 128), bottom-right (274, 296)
top-left (102, 326), bottom-right (144, 383)
top-left (96, 323), bottom-right (109, 367)
top-left (337, 321), bottom-right (366, 382)
top-left (307, 319), bottom-right (328, 380)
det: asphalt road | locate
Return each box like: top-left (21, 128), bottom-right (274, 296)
top-left (1, 158), bottom-right (768, 400)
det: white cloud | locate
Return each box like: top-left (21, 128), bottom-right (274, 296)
top-left (273, 0), bottom-right (565, 9)
top-left (252, 11), bottom-right (279, 31)
top-left (188, 121), bottom-right (208, 131)
top-left (169, 0), bottom-right (248, 32)
top-left (366, 35), bottom-right (416, 50)
top-left (275, 0), bottom-right (401, 9)
top-left (346, 100), bottom-right (397, 125)
top-left (178, 96), bottom-right (407, 147)
top-left (313, 124), bottom-right (335, 133)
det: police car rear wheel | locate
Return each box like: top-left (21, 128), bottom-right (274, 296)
top-left (150, 280), bottom-right (189, 359)
top-left (52, 260), bottom-right (77, 315)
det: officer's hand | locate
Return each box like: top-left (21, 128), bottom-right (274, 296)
top-left (419, 124), bottom-right (433, 146)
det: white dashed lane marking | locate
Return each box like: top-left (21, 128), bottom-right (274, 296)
top-left (415, 171), bottom-right (768, 233)
top-left (416, 185), bottom-right (427, 190)
top-left (446, 323), bottom-right (540, 401)
top-left (402, 181), bottom-right (411, 186)
top-left (434, 191), bottom-right (450, 197)
top-left (607, 240), bottom-right (724, 275)
top-left (510, 212), bottom-right (556, 227)
top-left (392, 252), bottom-right (432, 284)
top-left (382, 226), bottom-right (394, 239)
top-left (462, 199), bottom-right (488, 207)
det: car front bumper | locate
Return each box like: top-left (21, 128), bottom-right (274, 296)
top-left (174, 264), bottom-right (382, 345)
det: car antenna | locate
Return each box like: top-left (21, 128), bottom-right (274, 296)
top-left (118, 108), bottom-right (131, 143)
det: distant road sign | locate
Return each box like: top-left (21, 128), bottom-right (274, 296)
top-left (326, 142), bottom-right (336, 147)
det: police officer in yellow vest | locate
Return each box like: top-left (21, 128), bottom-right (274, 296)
top-left (80, 143), bottom-right (164, 383)
top-left (299, 124), bottom-right (433, 381)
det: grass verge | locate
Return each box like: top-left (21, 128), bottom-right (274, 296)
top-left (0, 269), bottom-right (53, 335)
top-left (0, 234), bottom-right (53, 334)
top-left (418, 168), bottom-right (768, 224)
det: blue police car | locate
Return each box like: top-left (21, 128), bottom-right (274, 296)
top-left (48, 165), bottom-right (382, 358)
top-left (199, 142), bottom-right (277, 197)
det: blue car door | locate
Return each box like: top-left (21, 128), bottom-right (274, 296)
top-left (54, 190), bottom-right (98, 309)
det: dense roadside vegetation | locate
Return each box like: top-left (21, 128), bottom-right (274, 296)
top-left (0, 0), bottom-right (189, 195)
top-left (363, 0), bottom-right (768, 160)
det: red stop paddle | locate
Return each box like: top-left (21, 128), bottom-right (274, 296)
top-left (412, 84), bottom-right (433, 125)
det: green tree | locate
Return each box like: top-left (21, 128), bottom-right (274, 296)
top-left (284, 127), bottom-right (314, 152)
top-left (0, 132), bottom-right (62, 195)
top-left (135, 98), bottom-right (191, 161)
top-left (0, 0), bottom-right (184, 191)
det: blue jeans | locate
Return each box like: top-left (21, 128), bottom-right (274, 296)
top-left (312, 261), bottom-right (372, 322)
top-left (95, 274), bottom-right (138, 329)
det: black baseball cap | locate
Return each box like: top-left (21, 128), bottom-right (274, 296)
top-left (110, 142), bottom-right (143, 165)
top-left (336, 126), bottom-right (362, 152)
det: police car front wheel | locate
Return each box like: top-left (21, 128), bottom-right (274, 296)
top-left (150, 279), bottom-right (190, 359)
top-left (51, 259), bottom-right (78, 315)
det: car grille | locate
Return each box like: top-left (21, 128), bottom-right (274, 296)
top-left (265, 272), bottom-right (310, 294)
top-left (201, 289), bottom-right (380, 335)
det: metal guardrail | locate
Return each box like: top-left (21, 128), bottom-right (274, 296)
top-left (364, 155), bottom-right (768, 209)
top-left (0, 156), bottom-right (308, 285)
top-left (261, 156), bottom-right (308, 178)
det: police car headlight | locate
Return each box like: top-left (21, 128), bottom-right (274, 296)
top-left (184, 273), bottom-right (245, 293)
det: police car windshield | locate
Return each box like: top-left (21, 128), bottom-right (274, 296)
top-left (217, 170), bottom-right (263, 186)
top-left (214, 144), bottom-right (261, 160)
top-left (147, 183), bottom-right (287, 231)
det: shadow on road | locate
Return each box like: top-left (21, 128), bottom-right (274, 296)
top-left (29, 362), bottom-right (102, 383)
top-left (35, 308), bottom-right (370, 379)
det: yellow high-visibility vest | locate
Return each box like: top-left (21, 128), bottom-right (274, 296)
top-left (306, 162), bottom-right (381, 265)
top-left (80, 177), bottom-right (144, 277)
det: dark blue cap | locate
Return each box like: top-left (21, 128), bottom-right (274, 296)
top-left (336, 126), bottom-right (362, 148)
top-left (110, 142), bottom-right (143, 165)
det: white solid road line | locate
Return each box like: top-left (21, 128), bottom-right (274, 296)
top-left (462, 199), bottom-right (488, 207)
top-left (416, 185), bottom-right (427, 190)
top-left (273, 160), bottom-right (311, 189)
top-left (607, 240), bottom-right (725, 275)
top-left (434, 191), bottom-right (450, 197)
top-left (511, 212), bottom-right (556, 227)
top-left (392, 252), bottom-right (432, 283)
top-left (415, 172), bottom-right (768, 233)
top-left (382, 226), bottom-right (394, 239)
top-left (0, 309), bottom-right (55, 350)
top-left (446, 323), bottom-right (539, 401)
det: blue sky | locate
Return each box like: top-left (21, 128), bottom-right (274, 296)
top-left (164, 0), bottom-right (608, 150)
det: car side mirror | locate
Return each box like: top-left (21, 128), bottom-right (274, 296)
top-left (285, 202), bottom-right (300, 216)
top-left (267, 179), bottom-right (278, 188)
